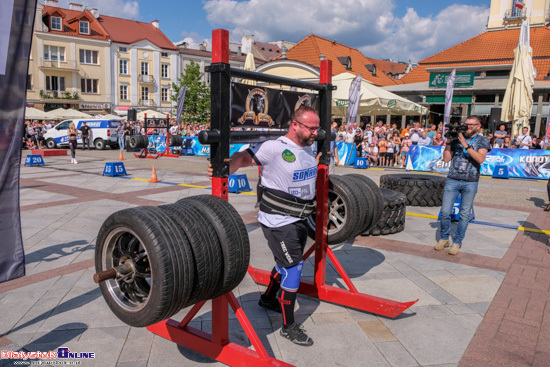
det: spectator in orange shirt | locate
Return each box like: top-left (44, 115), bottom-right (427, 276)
top-left (378, 136), bottom-right (388, 166)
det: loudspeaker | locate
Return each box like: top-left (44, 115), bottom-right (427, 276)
top-left (489, 108), bottom-right (501, 125)
top-left (128, 108), bottom-right (137, 121)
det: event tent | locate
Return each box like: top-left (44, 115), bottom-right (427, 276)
top-left (331, 72), bottom-right (427, 117)
top-left (47, 108), bottom-right (93, 120)
top-left (24, 107), bottom-right (52, 120)
top-left (136, 109), bottom-right (171, 120)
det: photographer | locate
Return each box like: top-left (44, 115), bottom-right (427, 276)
top-left (435, 115), bottom-right (491, 255)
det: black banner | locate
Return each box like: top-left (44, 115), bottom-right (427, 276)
top-left (231, 83), bottom-right (318, 129)
top-left (0, 0), bottom-right (36, 283)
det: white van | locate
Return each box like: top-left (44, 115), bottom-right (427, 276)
top-left (44, 119), bottom-right (122, 150)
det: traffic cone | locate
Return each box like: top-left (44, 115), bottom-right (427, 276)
top-left (118, 149), bottom-right (124, 161)
top-left (149, 165), bottom-right (160, 183)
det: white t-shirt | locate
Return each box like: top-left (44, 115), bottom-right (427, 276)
top-left (248, 136), bottom-right (317, 228)
top-left (516, 134), bottom-right (532, 149)
top-left (345, 132), bottom-right (355, 144)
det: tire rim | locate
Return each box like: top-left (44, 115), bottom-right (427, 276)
top-left (101, 227), bottom-right (151, 312)
top-left (307, 187), bottom-right (348, 235)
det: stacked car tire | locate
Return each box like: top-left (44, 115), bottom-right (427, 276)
top-left (128, 135), bottom-right (149, 149)
top-left (380, 173), bottom-right (446, 207)
top-left (362, 188), bottom-right (407, 236)
top-left (94, 195), bottom-right (250, 327)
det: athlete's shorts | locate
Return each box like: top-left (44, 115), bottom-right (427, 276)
top-left (261, 220), bottom-right (308, 268)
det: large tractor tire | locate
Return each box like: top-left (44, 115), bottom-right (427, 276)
top-left (306, 175), bottom-right (363, 245)
top-left (129, 135), bottom-right (149, 149)
top-left (168, 135), bottom-right (183, 147)
top-left (362, 188), bottom-right (406, 236)
top-left (95, 207), bottom-right (194, 327)
top-left (379, 173), bottom-right (446, 207)
top-left (343, 174), bottom-right (384, 233)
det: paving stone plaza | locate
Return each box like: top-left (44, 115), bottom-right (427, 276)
top-left (1, 149), bottom-right (549, 367)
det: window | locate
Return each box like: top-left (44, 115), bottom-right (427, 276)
top-left (141, 86), bottom-right (149, 101)
top-left (161, 52), bottom-right (169, 58)
top-left (46, 76), bottom-right (65, 91)
top-left (120, 85), bottom-right (128, 100)
top-left (161, 87), bottom-right (169, 102)
top-left (119, 59), bottom-right (128, 75)
top-left (119, 46), bottom-right (128, 53)
top-left (51, 16), bottom-right (61, 31)
top-left (161, 64), bottom-right (169, 78)
top-left (81, 78), bottom-right (98, 94)
top-left (141, 62), bottom-right (149, 75)
top-left (27, 74), bottom-right (32, 90)
top-left (79, 49), bottom-right (98, 64)
top-left (44, 45), bottom-right (65, 61)
top-left (79, 21), bottom-right (89, 34)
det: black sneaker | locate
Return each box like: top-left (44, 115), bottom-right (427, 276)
top-left (258, 295), bottom-right (281, 313)
top-left (280, 322), bottom-right (314, 346)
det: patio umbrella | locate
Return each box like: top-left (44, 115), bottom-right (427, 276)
top-left (332, 72), bottom-right (427, 116)
top-left (242, 52), bottom-right (256, 85)
top-left (47, 108), bottom-right (92, 120)
top-left (24, 107), bottom-right (52, 120)
top-left (500, 20), bottom-right (535, 137)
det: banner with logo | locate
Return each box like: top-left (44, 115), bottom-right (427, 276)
top-left (406, 145), bottom-right (550, 179)
top-left (231, 83), bottom-right (318, 128)
top-left (0, 0), bottom-right (36, 283)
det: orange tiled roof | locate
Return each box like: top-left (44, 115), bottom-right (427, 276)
top-left (42, 6), bottom-right (109, 40)
top-left (401, 27), bottom-right (550, 84)
top-left (98, 15), bottom-right (177, 51)
top-left (282, 35), bottom-right (403, 86)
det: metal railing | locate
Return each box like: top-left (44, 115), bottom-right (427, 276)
top-left (39, 58), bottom-right (78, 69)
top-left (504, 8), bottom-right (526, 20)
top-left (139, 99), bottom-right (155, 107)
top-left (139, 74), bottom-right (155, 83)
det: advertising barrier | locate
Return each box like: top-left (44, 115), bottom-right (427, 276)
top-left (143, 136), bottom-right (249, 157)
top-left (405, 145), bottom-right (550, 180)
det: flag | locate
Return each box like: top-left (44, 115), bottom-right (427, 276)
top-left (346, 74), bottom-right (362, 129)
top-left (443, 69), bottom-right (456, 142)
top-left (176, 86), bottom-right (186, 123)
top-left (515, 1), bottom-right (525, 9)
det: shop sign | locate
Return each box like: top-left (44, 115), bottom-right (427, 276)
top-left (79, 103), bottom-right (111, 110)
top-left (336, 100), bottom-right (348, 107)
top-left (429, 72), bottom-right (474, 88)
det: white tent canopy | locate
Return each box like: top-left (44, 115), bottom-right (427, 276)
top-left (331, 72), bottom-right (427, 118)
top-left (136, 109), bottom-right (171, 120)
top-left (24, 107), bottom-right (52, 120)
top-left (47, 108), bottom-right (93, 120)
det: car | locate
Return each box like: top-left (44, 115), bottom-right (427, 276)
top-left (44, 119), bottom-right (122, 150)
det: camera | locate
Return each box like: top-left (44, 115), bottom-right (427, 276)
top-left (444, 121), bottom-right (468, 140)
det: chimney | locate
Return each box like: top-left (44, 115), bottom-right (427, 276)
top-left (281, 44), bottom-right (287, 59)
top-left (90, 8), bottom-right (99, 18)
top-left (152, 20), bottom-right (159, 29)
top-left (69, 3), bottom-right (83, 11)
top-left (44, 0), bottom-right (58, 6)
top-left (199, 41), bottom-right (207, 51)
top-left (237, 45), bottom-right (242, 56)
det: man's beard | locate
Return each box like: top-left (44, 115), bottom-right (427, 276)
top-left (464, 129), bottom-right (476, 138)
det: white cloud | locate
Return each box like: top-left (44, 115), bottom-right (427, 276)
top-left (202, 0), bottom-right (488, 63)
top-left (54, 0), bottom-right (139, 20)
top-left (176, 32), bottom-right (210, 51)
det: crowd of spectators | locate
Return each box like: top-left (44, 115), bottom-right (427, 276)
top-left (334, 119), bottom-right (547, 167)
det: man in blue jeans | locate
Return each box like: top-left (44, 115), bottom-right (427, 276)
top-left (435, 115), bottom-right (490, 255)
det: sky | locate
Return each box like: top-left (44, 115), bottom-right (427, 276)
top-left (51, 0), bottom-right (491, 63)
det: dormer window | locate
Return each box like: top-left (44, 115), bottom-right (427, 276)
top-left (79, 20), bottom-right (89, 34)
top-left (365, 64), bottom-right (377, 76)
top-left (51, 16), bottom-right (61, 31)
top-left (338, 56), bottom-right (352, 70)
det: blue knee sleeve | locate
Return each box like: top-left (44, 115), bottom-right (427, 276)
top-left (275, 261), bottom-right (304, 291)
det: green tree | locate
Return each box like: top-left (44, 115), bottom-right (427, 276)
top-left (171, 60), bottom-right (210, 123)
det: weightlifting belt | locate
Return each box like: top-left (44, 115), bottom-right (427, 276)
top-left (259, 186), bottom-right (316, 218)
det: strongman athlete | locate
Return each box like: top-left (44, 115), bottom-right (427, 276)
top-left (209, 106), bottom-right (319, 346)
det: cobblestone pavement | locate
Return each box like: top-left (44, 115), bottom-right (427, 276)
top-left (0, 148), bottom-right (548, 367)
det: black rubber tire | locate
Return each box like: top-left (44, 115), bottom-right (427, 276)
top-left (46, 138), bottom-right (57, 149)
top-left (162, 201), bottom-right (222, 306)
top-left (344, 174), bottom-right (384, 233)
top-left (379, 173), bottom-right (446, 207)
top-left (184, 195), bottom-right (251, 299)
top-left (129, 135), bottom-right (148, 149)
top-left (362, 188), bottom-right (406, 236)
top-left (341, 175), bottom-right (373, 236)
top-left (168, 135), bottom-right (183, 147)
top-left (306, 175), bottom-right (363, 244)
top-left (95, 207), bottom-right (194, 327)
top-left (94, 138), bottom-right (106, 150)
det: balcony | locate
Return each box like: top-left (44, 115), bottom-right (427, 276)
top-left (38, 58), bottom-right (78, 71)
top-left (504, 8), bottom-right (526, 22)
top-left (139, 74), bottom-right (155, 83)
top-left (139, 99), bottom-right (155, 107)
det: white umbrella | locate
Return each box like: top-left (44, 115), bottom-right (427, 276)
top-left (332, 72), bottom-right (427, 116)
top-left (136, 109), bottom-right (170, 120)
top-left (500, 20), bottom-right (535, 137)
top-left (242, 53), bottom-right (256, 85)
top-left (47, 108), bottom-right (93, 120)
top-left (25, 107), bottom-right (52, 120)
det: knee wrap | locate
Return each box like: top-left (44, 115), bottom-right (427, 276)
top-left (276, 261), bottom-right (304, 291)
